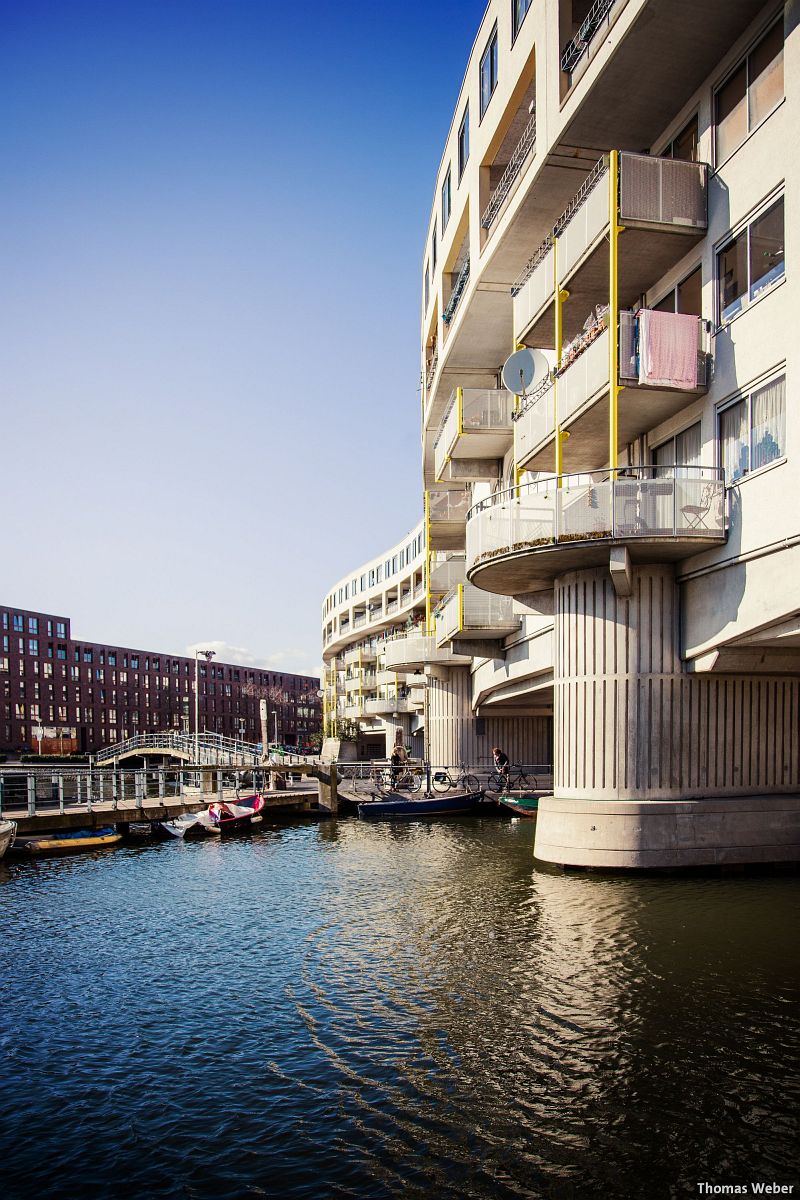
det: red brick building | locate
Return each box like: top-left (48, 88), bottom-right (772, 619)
top-left (1, 604), bottom-right (321, 755)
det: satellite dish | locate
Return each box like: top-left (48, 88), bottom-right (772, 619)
top-left (502, 347), bottom-right (549, 397)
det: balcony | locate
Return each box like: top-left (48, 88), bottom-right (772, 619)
top-left (428, 489), bottom-right (470, 551)
top-left (343, 703), bottom-right (362, 720)
top-left (466, 467), bottom-right (726, 594)
top-left (429, 552), bottom-right (467, 596)
top-left (435, 584), bottom-right (520, 648)
top-left (513, 153), bottom-right (707, 349)
top-left (442, 258), bottom-right (470, 326)
top-left (515, 310), bottom-right (709, 473)
top-left (482, 111), bottom-right (537, 232)
top-left (363, 696), bottom-right (414, 716)
top-left (434, 389), bottom-right (515, 484)
top-left (342, 645), bottom-right (377, 666)
top-left (383, 632), bottom-right (472, 672)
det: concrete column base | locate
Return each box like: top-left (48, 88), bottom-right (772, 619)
top-left (534, 794), bottom-right (800, 869)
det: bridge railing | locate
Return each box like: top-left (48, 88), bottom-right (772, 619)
top-left (0, 764), bottom-right (311, 818)
top-left (95, 730), bottom-right (264, 767)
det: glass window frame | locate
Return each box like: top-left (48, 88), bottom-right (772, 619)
top-left (441, 167), bottom-right (451, 233)
top-left (714, 18), bottom-right (784, 166)
top-left (717, 193), bottom-right (784, 325)
top-left (479, 24), bottom-right (499, 120)
top-left (512, 0), bottom-right (533, 43)
top-left (718, 372), bottom-right (786, 484)
top-left (458, 106), bottom-right (469, 180)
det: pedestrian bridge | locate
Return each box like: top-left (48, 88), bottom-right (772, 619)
top-left (95, 731), bottom-right (263, 768)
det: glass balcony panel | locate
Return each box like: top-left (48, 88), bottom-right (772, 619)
top-left (513, 244), bottom-right (555, 340)
top-left (558, 173), bottom-right (609, 282)
top-left (558, 328), bottom-right (610, 425)
top-left (515, 382), bottom-right (555, 467)
top-left (429, 490), bottom-right (469, 523)
top-left (429, 553), bottom-right (467, 594)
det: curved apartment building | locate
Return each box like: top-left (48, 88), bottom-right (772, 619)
top-left (321, 516), bottom-right (551, 767)
top-left (418, 0), bottom-right (799, 865)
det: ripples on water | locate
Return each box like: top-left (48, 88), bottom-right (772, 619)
top-left (0, 819), bottom-right (797, 1199)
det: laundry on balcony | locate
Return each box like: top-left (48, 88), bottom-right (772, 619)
top-left (638, 309), bottom-right (699, 390)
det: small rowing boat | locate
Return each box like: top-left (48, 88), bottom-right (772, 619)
top-left (161, 795), bottom-right (266, 838)
top-left (10, 827), bottom-right (122, 855)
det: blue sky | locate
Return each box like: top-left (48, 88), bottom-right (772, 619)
top-left (0, 0), bottom-right (487, 678)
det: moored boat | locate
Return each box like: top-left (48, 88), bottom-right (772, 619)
top-left (497, 795), bottom-right (540, 818)
top-left (357, 790), bottom-right (484, 821)
top-left (10, 827), bottom-right (122, 856)
top-left (206, 794), bottom-right (265, 834)
top-left (0, 818), bottom-right (17, 860)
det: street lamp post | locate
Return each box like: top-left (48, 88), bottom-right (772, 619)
top-left (272, 710), bottom-right (278, 748)
top-left (194, 649), bottom-right (216, 763)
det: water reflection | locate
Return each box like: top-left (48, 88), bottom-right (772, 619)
top-left (0, 819), bottom-right (797, 1199)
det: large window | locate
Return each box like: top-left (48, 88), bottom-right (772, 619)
top-left (424, 263), bottom-right (430, 311)
top-left (653, 422), bottom-right (702, 474)
top-left (480, 24), bottom-right (498, 118)
top-left (716, 19), bottom-right (783, 163)
top-left (512, 0), bottom-right (533, 41)
top-left (458, 106), bottom-right (469, 180)
top-left (719, 374), bottom-right (785, 483)
top-left (718, 195), bottom-right (784, 323)
top-left (441, 167), bottom-right (451, 232)
top-left (432, 222), bottom-right (437, 270)
top-left (654, 265), bottom-right (702, 317)
top-left (666, 115), bottom-right (698, 163)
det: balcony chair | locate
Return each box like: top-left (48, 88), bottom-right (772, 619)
top-left (680, 482), bottom-right (716, 530)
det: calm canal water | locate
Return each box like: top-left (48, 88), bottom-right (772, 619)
top-left (1, 817), bottom-right (798, 1200)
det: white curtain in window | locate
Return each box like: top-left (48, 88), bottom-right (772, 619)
top-left (719, 400), bottom-right (748, 482)
top-left (676, 422), bottom-right (702, 471)
top-left (751, 375), bottom-right (785, 469)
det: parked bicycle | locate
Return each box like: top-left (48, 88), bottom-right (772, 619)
top-left (430, 764), bottom-right (481, 794)
top-left (487, 763), bottom-right (539, 793)
top-left (370, 764), bottom-right (422, 793)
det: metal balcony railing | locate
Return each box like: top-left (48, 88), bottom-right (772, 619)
top-left (466, 466), bottom-right (726, 572)
top-left (435, 584), bottom-right (516, 645)
top-left (425, 346), bottom-right (439, 391)
top-left (481, 112), bottom-right (537, 229)
top-left (442, 258), bottom-right (471, 326)
top-left (428, 490), bottom-right (470, 524)
top-left (561, 0), bottom-right (619, 74)
top-left (429, 552), bottom-right (467, 595)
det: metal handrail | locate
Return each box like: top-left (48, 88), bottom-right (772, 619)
top-left (481, 111), bottom-right (537, 229)
top-left (511, 373), bottom-right (554, 419)
top-left (561, 0), bottom-right (618, 74)
top-left (425, 346), bottom-right (439, 391)
top-left (442, 258), bottom-right (471, 325)
top-left (467, 465), bottom-right (724, 522)
top-left (511, 156), bottom-right (608, 295)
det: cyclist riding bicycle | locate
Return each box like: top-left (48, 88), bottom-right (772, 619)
top-left (493, 746), bottom-right (510, 790)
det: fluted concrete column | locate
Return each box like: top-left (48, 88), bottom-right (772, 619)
top-left (382, 714), bottom-right (411, 758)
top-left (427, 667), bottom-right (472, 767)
top-left (537, 563), bottom-right (800, 867)
top-left (554, 564), bottom-right (683, 800)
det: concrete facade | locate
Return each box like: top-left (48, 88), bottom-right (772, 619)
top-left (414, 0), bottom-right (799, 865)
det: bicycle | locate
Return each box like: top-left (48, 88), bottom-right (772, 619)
top-left (487, 763), bottom-right (539, 793)
top-left (430, 763), bottom-right (481, 794)
top-left (370, 764), bottom-right (422, 793)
